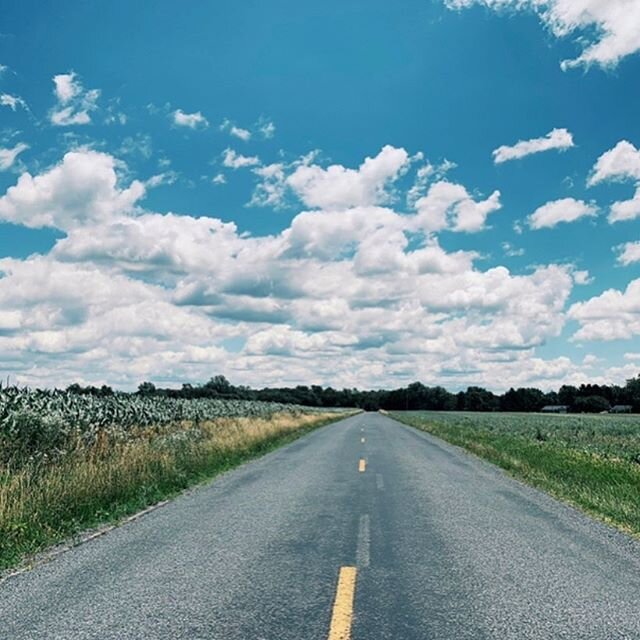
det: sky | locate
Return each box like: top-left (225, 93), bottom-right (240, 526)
top-left (1, 0), bottom-right (640, 392)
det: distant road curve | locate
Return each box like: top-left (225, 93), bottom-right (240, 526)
top-left (2, 412), bottom-right (640, 639)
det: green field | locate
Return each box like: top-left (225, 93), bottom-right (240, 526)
top-left (391, 411), bottom-right (640, 537)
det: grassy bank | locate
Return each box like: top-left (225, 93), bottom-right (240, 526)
top-left (0, 410), bottom-right (349, 572)
top-left (391, 411), bottom-right (640, 537)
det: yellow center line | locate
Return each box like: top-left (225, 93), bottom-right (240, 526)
top-left (328, 566), bottom-right (357, 640)
top-left (361, 437), bottom-right (365, 444)
top-left (358, 458), bottom-right (366, 473)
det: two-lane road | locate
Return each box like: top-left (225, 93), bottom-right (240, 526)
top-left (2, 413), bottom-right (640, 639)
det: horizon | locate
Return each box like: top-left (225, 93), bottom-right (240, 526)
top-left (1, 1), bottom-right (640, 392)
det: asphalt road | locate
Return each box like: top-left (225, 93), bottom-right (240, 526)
top-left (2, 412), bottom-right (640, 639)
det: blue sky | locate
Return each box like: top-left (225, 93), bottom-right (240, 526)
top-left (1, 0), bottom-right (640, 390)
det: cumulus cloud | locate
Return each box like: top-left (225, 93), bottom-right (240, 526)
top-left (445, 0), bottom-right (640, 69)
top-left (492, 128), bottom-right (574, 163)
top-left (617, 241), bottom-right (640, 266)
top-left (569, 279), bottom-right (640, 341)
top-left (528, 197), bottom-right (597, 229)
top-left (608, 189), bottom-right (640, 223)
top-left (0, 143), bottom-right (28, 171)
top-left (414, 181), bottom-right (502, 233)
top-left (0, 145), bottom-right (607, 391)
top-left (589, 140), bottom-right (640, 186)
top-left (172, 109), bottom-right (209, 129)
top-left (49, 72), bottom-right (100, 126)
top-left (406, 159), bottom-right (456, 206)
top-left (220, 118), bottom-right (251, 141)
top-left (589, 141), bottom-right (640, 223)
top-left (0, 150), bottom-right (145, 230)
top-left (286, 145), bottom-right (410, 209)
top-left (572, 269), bottom-right (592, 285)
top-left (222, 148), bottom-right (260, 169)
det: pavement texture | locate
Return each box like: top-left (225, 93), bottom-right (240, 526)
top-left (2, 412), bottom-right (640, 639)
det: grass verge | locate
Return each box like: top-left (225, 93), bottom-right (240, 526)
top-left (0, 411), bottom-right (352, 573)
top-left (391, 411), bottom-right (640, 537)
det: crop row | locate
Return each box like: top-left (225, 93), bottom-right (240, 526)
top-left (0, 387), bottom-right (318, 465)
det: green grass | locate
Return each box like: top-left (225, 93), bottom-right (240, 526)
top-left (0, 411), bottom-right (352, 573)
top-left (391, 411), bottom-right (640, 537)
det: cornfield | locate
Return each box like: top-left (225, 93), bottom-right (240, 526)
top-left (0, 387), bottom-right (316, 466)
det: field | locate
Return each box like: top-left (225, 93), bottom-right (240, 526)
top-left (391, 411), bottom-right (640, 537)
top-left (0, 387), bottom-right (350, 572)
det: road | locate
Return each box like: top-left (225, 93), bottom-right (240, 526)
top-left (2, 412), bottom-right (640, 639)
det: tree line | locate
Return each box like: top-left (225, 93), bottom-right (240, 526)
top-left (67, 374), bottom-right (640, 413)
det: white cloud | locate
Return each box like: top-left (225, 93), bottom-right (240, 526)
top-left (249, 163), bottom-right (287, 206)
top-left (492, 128), bottom-right (574, 164)
top-left (53, 212), bottom-right (242, 277)
top-left (414, 181), bottom-right (501, 233)
top-left (0, 143), bottom-right (28, 171)
top-left (220, 118), bottom-right (251, 141)
top-left (407, 159), bottom-right (456, 206)
top-left (286, 145), bottom-right (410, 209)
top-left (572, 269), bottom-right (592, 285)
top-left (259, 120), bottom-right (276, 139)
top-left (528, 197), bottom-right (597, 229)
top-left (589, 141), bottom-right (640, 223)
top-left (569, 279), bottom-right (640, 341)
top-left (0, 145), bottom-right (617, 391)
top-left (445, 0), bottom-right (640, 69)
top-left (173, 109), bottom-right (209, 130)
top-left (609, 188), bottom-right (640, 223)
top-left (54, 73), bottom-right (81, 103)
top-left (0, 94), bottom-right (28, 112)
top-left (50, 72), bottom-right (100, 126)
top-left (588, 140), bottom-right (640, 186)
top-left (617, 241), bottom-right (640, 266)
top-left (0, 150), bottom-right (145, 230)
top-left (222, 148), bottom-right (260, 169)
top-left (212, 173), bottom-right (227, 185)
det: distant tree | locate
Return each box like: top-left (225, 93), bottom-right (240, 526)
top-left (500, 387), bottom-right (545, 412)
top-left (137, 381), bottom-right (157, 396)
top-left (573, 395), bottom-right (610, 413)
top-left (67, 383), bottom-right (84, 395)
top-left (464, 387), bottom-right (499, 412)
top-left (203, 375), bottom-right (234, 396)
top-left (558, 385), bottom-right (578, 407)
top-left (624, 375), bottom-right (640, 411)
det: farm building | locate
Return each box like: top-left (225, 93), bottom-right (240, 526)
top-left (610, 405), bottom-right (633, 413)
top-left (541, 405), bottom-right (569, 414)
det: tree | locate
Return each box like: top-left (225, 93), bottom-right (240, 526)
top-left (137, 381), bottom-right (156, 396)
top-left (464, 387), bottom-right (499, 412)
top-left (204, 375), bottom-right (234, 396)
top-left (573, 395), bottom-right (610, 413)
top-left (558, 385), bottom-right (578, 407)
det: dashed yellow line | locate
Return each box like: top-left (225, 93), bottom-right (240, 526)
top-left (358, 458), bottom-right (366, 473)
top-left (328, 566), bottom-right (357, 640)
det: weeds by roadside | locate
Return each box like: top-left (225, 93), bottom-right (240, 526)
top-left (0, 411), bottom-right (350, 572)
top-left (391, 411), bottom-right (640, 537)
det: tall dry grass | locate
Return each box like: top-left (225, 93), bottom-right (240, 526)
top-left (0, 411), bottom-right (342, 572)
